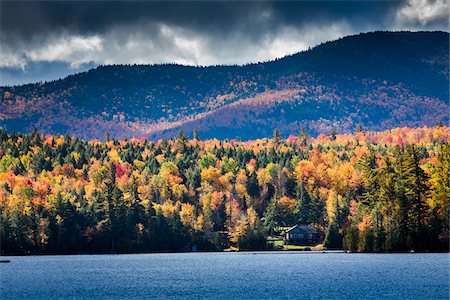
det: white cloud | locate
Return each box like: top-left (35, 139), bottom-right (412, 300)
top-left (0, 51), bottom-right (26, 69)
top-left (252, 22), bottom-right (353, 63)
top-left (0, 20), bottom-right (356, 72)
top-left (395, 0), bottom-right (449, 27)
top-left (93, 24), bottom-right (206, 66)
top-left (25, 35), bottom-right (103, 69)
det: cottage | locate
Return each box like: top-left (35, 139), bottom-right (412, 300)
top-left (285, 225), bottom-right (321, 245)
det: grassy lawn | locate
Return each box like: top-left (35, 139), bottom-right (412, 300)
top-left (224, 246), bottom-right (239, 252)
top-left (284, 244), bottom-right (311, 250)
top-left (268, 237), bottom-right (321, 251)
top-left (223, 238), bottom-right (324, 252)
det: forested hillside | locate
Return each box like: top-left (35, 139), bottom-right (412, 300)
top-left (1, 31), bottom-right (448, 140)
top-left (1, 126), bottom-right (448, 254)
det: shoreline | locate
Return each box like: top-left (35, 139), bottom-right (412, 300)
top-left (1, 249), bottom-right (448, 257)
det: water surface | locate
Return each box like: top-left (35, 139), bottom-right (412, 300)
top-left (1, 252), bottom-right (448, 299)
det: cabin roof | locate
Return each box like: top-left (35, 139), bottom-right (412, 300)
top-left (286, 224), bottom-right (318, 234)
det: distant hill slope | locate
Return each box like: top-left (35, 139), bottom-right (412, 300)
top-left (1, 31), bottom-right (448, 140)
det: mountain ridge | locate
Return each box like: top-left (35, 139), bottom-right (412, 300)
top-left (1, 31), bottom-right (448, 140)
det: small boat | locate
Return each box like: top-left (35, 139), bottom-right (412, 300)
top-left (0, 260), bottom-right (11, 263)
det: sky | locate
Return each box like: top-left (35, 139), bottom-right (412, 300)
top-left (1, 0), bottom-right (448, 86)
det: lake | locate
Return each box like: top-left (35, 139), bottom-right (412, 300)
top-left (1, 252), bottom-right (448, 299)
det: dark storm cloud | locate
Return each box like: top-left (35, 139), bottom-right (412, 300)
top-left (0, 0), bottom-right (448, 85)
top-left (271, 1), bottom-right (400, 25)
top-left (1, 1), bottom-right (402, 41)
top-left (2, 1), bottom-right (265, 41)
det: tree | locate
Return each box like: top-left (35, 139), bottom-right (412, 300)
top-left (53, 192), bottom-right (81, 252)
top-left (294, 183), bottom-right (312, 225)
top-left (176, 129), bottom-right (188, 152)
top-left (263, 197), bottom-right (278, 234)
top-left (324, 218), bottom-right (342, 249)
top-left (104, 132), bottom-right (110, 143)
top-left (193, 129), bottom-right (199, 140)
top-left (273, 128), bottom-right (282, 145)
top-left (343, 223), bottom-right (359, 252)
top-left (298, 127), bottom-right (309, 146)
top-left (429, 143), bottom-right (450, 249)
top-left (402, 145), bottom-right (429, 249)
top-left (101, 162), bottom-right (127, 253)
top-left (356, 124), bottom-right (364, 133)
top-left (152, 207), bottom-right (170, 251)
top-left (330, 128), bottom-right (337, 141)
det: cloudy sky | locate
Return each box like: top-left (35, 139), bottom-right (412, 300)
top-left (1, 0), bottom-right (448, 85)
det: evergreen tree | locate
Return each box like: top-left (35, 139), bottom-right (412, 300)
top-left (298, 127), bottom-right (309, 146)
top-left (193, 129), bottom-right (199, 140)
top-left (294, 183), bottom-right (312, 225)
top-left (402, 145), bottom-right (429, 249)
top-left (273, 128), bottom-right (282, 145)
top-left (356, 123), bottom-right (364, 133)
top-left (429, 143), bottom-right (450, 249)
top-left (330, 127), bottom-right (337, 141)
top-left (324, 218), bottom-right (342, 249)
top-left (176, 130), bottom-right (188, 153)
top-left (104, 132), bottom-right (110, 143)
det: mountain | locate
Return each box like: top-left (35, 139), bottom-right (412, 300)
top-left (1, 31), bottom-right (448, 140)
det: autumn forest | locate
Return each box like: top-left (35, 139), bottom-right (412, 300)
top-left (0, 125), bottom-right (448, 255)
